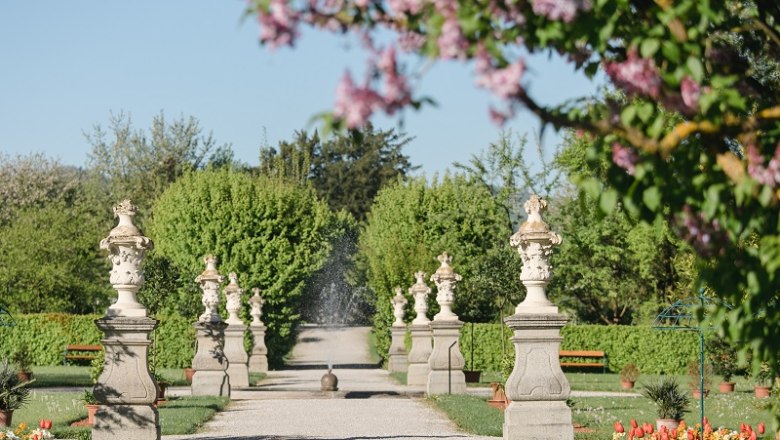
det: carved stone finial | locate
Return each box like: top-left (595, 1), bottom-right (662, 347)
top-left (99, 199), bottom-right (152, 317)
top-left (224, 272), bottom-right (244, 325)
top-left (249, 287), bottom-right (265, 326)
top-left (430, 252), bottom-right (462, 321)
top-left (196, 255), bottom-right (224, 323)
top-left (409, 271), bottom-right (431, 325)
top-left (510, 195), bottom-right (561, 313)
top-left (391, 286), bottom-right (408, 327)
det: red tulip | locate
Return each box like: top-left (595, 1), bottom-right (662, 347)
top-left (634, 427), bottom-right (644, 438)
top-left (660, 431), bottom-right (669, 440)
top-left (758, 422), bottom-right (766, 434)
top-left (687, 430), bottom-right (694, 440)
top-left (614, 421), bottom-right (625, 433)
top-left (703, 416), bottom-right (708, 426)
top-left (704, 424), bottom-right (712, 434)
top-left (742, 423), bottom-right (748, 433)
top-left (750, 431), bottom-right (757, 440)
top-left (642, 422), bottom-right (654, 434)
top-left (631, 419), bottom-right (639, 429)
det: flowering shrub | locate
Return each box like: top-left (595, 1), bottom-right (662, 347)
top-left (0, 420), bottom-right (53, 440)
top-left (613, 418), bottom-right (767, 440)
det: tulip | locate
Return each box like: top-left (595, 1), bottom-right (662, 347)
top-left (758, 422), bottom-right (765, 434)
top-left (642, 422), bottom-right (654, 434)
top-left (631, 419), bottom-right (639, 429)
top-left (749, 431), bottom-right (757, 440)
top-left (704, 423), bottom-right (712, 434)
top-left (660, 431), bottom-right (669, 440)
top-left (687, 430), bottom-right (694, 440)
top-left (634, 427), bottom-right (644, 438)
top-left (614, 421), bottom-right (625, 433)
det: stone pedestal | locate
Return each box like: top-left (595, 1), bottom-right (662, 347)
top-left (93, 317), bottom-right (159, 440)
top-left (224, 324), bottom-right (249, 388)
top-left (388, 326), bottom-right (408, 373)
top-left (407, 324), bottom-right (432, 385)
top-left (427, 320), bottom-right (466, 395)
top-left (503, 313), bottom-right (572, 440)
top-left (248, 325), bottom-right (268, 374)
top-left (191, 322), bottom-right (230, 397)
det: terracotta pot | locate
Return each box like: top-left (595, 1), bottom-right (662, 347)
top-left (692, 389), bottom-right (709, 399)
top-left (0, 409), bottom-right (13, 427)
top-left (718, 382), bottom-right (735, 393)
top-left (184, 368), bottom-right (195, 383)
top-left (16, 371), bottom-right (32, 382)
top-left (487, 399), bottom-right (509, 410)
top-left (620, 380), bottom-right (635, 390)
top-left (86, 404), bottom-right (100, 425)
top-left (156, 382), bottom-right (168, 401)
top-left (755, 385), bottom-right (771, 398)
top-left (656, 419), bottom-right (680, 432)
top-left (487, 382), bottom-right (510, 411)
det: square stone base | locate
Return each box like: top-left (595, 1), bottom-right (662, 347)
top-left (192, 371), bottom-right (230, 397)
top-left (248, 355), bottom-right (268, 374)
top-left (388, 353), bottom-right (408, 373)
top-left (503, 400), bottom-right (573, 440)
top-left (407, 363), bottom-right (430, 386)
top-left (93, 404), bottom-right (159, 440)
top-left (426, 370), bottom-right (466, 395)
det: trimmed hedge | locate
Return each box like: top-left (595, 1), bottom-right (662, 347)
top-left (459, 323), bottom-right (700, 375)
top-left (0, 314), bottom-right (195, 368)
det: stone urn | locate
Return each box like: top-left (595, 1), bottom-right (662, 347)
top-left (321, 370), bottom-right (338, 391)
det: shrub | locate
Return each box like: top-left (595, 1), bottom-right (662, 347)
top-left (642, 378), bottom-right (690, 420)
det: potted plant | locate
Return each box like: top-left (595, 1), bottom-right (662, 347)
top-left (487, 382), bottom-right (509, 410)
top-left (642, 377), bottom-right (690, 431)
top-left (753, 362), bottom-right (773, 398)
top-left (11, 347), bottom-right (33, 382)
top-left (706, 335), bottom-right (738, 393)
top-left (687, 359), bottom-right (712, 399)
top-left (619, 363), bottom-right (640, 389)
top-left (184, 366), bottom-right (195, 383)
top-left (152, 371), bottom-right (169, 405)
top-left (81, 389), bottom-right (99, 425)
top-left (0, 360), bottom-right (33, 427)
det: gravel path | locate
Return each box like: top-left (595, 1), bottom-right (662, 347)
top-left (163, 326), bottom-right (499, 440)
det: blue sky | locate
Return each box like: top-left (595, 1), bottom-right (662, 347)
top-left (0, 1), bottom-right (603, 175)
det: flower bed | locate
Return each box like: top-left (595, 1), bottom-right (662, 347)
top-left (1, 419), bottom-right (53, 440)
top-left (613, 418), bottom-right (767, 440)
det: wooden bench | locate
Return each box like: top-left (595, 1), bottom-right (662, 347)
top-left (559, 350), bottom-right (607, 373)
top-left (63, 344), bottom-right (102, 365)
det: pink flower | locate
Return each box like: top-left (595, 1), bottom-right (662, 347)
top-left (531, 0), bottom-right (590, 23)
top-left (611, 142), bottom-right (638, 175)
top-left (680, 76), bottom-right (701, 112)
top-left (258, 0), bottom-right (300, 49)
top-left (354, 0), bottom-right (370, 8)
top-left (677, 205), bottom-right (723, 256)
top-left (397, 32), bottom-right (427, 52)
top-left (746, 144), bottom-right (780, 187)
top-left (334, 71), bottom-right (382, 128)
top-left (377, 47), bottom-right (411, 112)
top-left (437, 17), bottom-right (468, 59)
top-left (604, 50), bottom-right (661, 99)
top-left (489, 107), bottom-right (512, 126)
top-left (476, 59), bottom-right (525, 99)
top-left (388, 0), bottom-right (424, 15)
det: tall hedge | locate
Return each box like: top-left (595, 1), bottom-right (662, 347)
top-left (149, 168), bottom-right (339, 367)
top-left (458, 323), bottom-right (701, 375)
top-left (0, 313), bottom-right (194, 368)
top-left (360, 175), bottom-right (518, 360)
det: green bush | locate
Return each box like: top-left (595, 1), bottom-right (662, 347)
top-left (0, 314), bottom-right (196, 369)
top-left (459, 323), bottom-right (700, 375)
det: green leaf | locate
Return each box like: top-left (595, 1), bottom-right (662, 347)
top-left (686, 56), bottom-right (704, 82)
top-left (647, 114), bottom-right (666, 139)
top-left (642, 186), bottom-right (661, 211)
top-left (637, 102), bottom-right (654, 123)
top-left (640, 38), bottom-right (660, 58)
top-left (661, 41), bottom-right (681, 63)
top-left (621, 106), bottom-right (637, 126)
top-left (600, 189), bottom-right (618, 213)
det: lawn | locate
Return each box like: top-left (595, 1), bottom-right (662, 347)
top-left (428, 384), bottom-right (775, 439)
top-left (29, 365), bottom-right (191, 387)
top-left (9, 391), bottom-right (229, 439)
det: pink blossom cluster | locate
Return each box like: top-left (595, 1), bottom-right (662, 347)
top-left (473, 48), bottom-right (526, 125)
top-left (746, 143), bottom-right (780, 187)
top-left (611, 142), bottom-right (639, 175)
top-left (257, 0), bottom-right (300, 49)
top-left (333, 46), bottom-right (412, 128)
top-left (531, 0), bottom-right (591, 23)
top-left (388, 0), bottom-right (424, 15)
top-left (397, 31), bottom-right (427, 52)
top-left (680, 76), bottom-right (701, 112)
top-left (604, 50), bottom-right (662, 99)
top-left (676, 205), bottom-right (723, 256)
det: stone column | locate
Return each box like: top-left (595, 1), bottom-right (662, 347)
top-left (427, 253), bottom-right (466, 395)
top-left (191, 255), bottom-right (230, 397)
top-left (503, 195), bottom-right (573, 440)
top-left (388, 287), bottom-right (408, 373)
top-left (248, 288), bottom-right (268, 374)
top-left (223, 273), bottom-right (249, 388)
top-left (93, 200), bottom-right (160, 440)
top-left (407, 271), bottom-right (432, 386)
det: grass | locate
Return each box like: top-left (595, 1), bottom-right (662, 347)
top-left (427, 384), bottom-right (775, 439)
top-left (249, 372), bottom-right (267, 385)
top-left (28, 366), bottom-right (191, 387)
top-left (8, 391), bottom-right (229, 439)
top-left (389, 371), bottom-right (406, 384)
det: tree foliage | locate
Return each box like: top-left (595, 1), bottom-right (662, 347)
top-left (86, 111), bottom-right (237, 219)
top-left (359, 175), bottom-right (522, 358)
top-left (259, 123), bottom-right (417, 220)
top-left (149, 168), bottom-right (340, 366)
